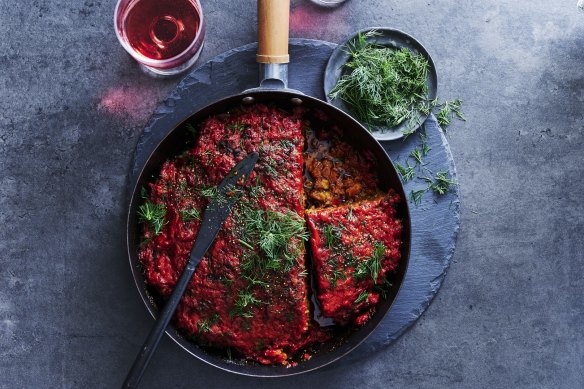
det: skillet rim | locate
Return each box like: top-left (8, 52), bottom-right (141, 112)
top-left (126, 89), bottom-right (412, 377)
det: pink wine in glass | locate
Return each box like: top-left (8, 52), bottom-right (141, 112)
top-left (115, 0), bottom-right (205, 76)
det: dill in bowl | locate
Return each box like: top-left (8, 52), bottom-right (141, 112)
top-left (329, 31), bottom-right (431, 131)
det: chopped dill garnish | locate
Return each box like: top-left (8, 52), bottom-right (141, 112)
top-left (355, 291), bottom-right (369, 304)
top-left (180, 207), bottom-right (201, 222)
top-left (323, 224), bottom-right (342, 248)
top-left (430, 171), bottom-right (456, 195)
top-left (200, 186), bottom-right (219, 198)
top-left (354, 241), bottom-right (385, 282)
top-left (226, 121), bottom-right (249, 132)
top-left (196, 320), bottom-right (211, 333)
top-left (327, 258), bottom-right (347, 288)
top-left (238, 239), bottom-right (254, 250)
top-left (263, 158), bottom-right (279, 178)
top-left (196, 314), bottom-right (219, 333)
top-left (329, 30), bottom-right (430, 131)
top-left (396, 161), bottom-right (415, 182)
top-left (279, 139), bottom-right (295, 149)
top-left (369, 242), bottom-right (385, 282)
top-left (242, 208), bottom-right (308, 272)
top-left (249, 176), bottom-right (264, 198)
top-left (137, 202), bottom-right (166, 235)
top-left (242, 274), bottom-right (269, 288)
top-left (230, 290), bottom-right (263, 318)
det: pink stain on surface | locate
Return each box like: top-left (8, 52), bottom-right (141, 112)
top-left (98, 85), bottom-right (168, 122)
top-left (290, 3), bottom-right (349, 39)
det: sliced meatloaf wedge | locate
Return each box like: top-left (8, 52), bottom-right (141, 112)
top-left (305, 191), bottom-right (402, 326)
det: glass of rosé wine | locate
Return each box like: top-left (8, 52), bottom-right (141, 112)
top-left (114, 0), bottom-right (205, 77)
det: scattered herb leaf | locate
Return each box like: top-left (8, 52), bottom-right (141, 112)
top-left (410, 188), bottom-right (427, 207)
top-left (430, 171), bottom-right (456, 195)
top-left (409, 147), bottom-right (423, 165)
top-left (396, 161), bottom-right (416, 182)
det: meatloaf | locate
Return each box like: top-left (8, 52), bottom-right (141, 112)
top-left (305, 191), bottom-right (402, 326)
top-left (138, 105), bottom-right (322, 365)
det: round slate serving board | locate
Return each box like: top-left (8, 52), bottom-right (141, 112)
top-left (129, 39), bottom-right (460, 363)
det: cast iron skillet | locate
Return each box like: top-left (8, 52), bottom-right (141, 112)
top-left (126, 0), bottom-right (411, 377)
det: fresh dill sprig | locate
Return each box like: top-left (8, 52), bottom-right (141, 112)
top-left (327, 258), bottom-right (347, 288)
top-left (396, 162), bottom-right (415, 182)
top-left (369, 242), bottom-right (385, 282)
top-left (354, 241), bottom-right (385, 282)
top-left (196, 314), bottom-right (219, 333)
top-left (355, 291), bottom-right (370, 304)
top-left (409, 147), bottom-right (423, 165)
top-left (140, 186), bottom-right (149, 199)
top-left (323, 225), bottom-right (342, 248)
top-left (137, 202), bottom-right (166, 235)
top-left (430, 171), bottom-right (457, 195)
top-left (436, 99), bottom-right (465, 128)
top-left (237, 239), bottom-right (254, 250)
top-left (229, 290), bottom-right (263, 318)
top-left (242, 274), bottom-right (269, 288)
top-left (419, 131), bottom-right (431, 156)
top-left (410, 188), bottom-right (427, 207)
top-left (329, 31), bottom-right (430, 131)
top-left (180, 207), bottom-right (201, 222)
top-left (242, 208), bottom-right (308, 272)
top-left (200, 186), bottom-right (219, 198)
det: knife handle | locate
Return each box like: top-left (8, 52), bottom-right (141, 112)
top-left (257, 0), bottom-right (290, 64)
top-left (122, 261), bottom-right (198, 389)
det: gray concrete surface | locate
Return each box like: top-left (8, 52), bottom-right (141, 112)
top-left (1, 0), bottom-right (583, 388)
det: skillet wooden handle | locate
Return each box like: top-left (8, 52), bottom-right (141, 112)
top-left (257, 0), bottom-right (290, 64)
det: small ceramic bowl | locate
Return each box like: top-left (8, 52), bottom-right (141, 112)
top-left (324, 27), bottom-right (438, 141)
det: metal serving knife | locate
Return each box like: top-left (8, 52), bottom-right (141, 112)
top-left (123, 152), bottom-right (259, 389)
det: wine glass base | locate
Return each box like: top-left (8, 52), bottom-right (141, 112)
top-left (138, 42), bottom-right (205, 78)
top-left (308, 0), bottom-right (349, 7)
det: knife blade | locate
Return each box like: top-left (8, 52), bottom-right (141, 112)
top-left (188, 151), bottom-right (259, 270)
top-left (123, 151), bottom-right (259, 389)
